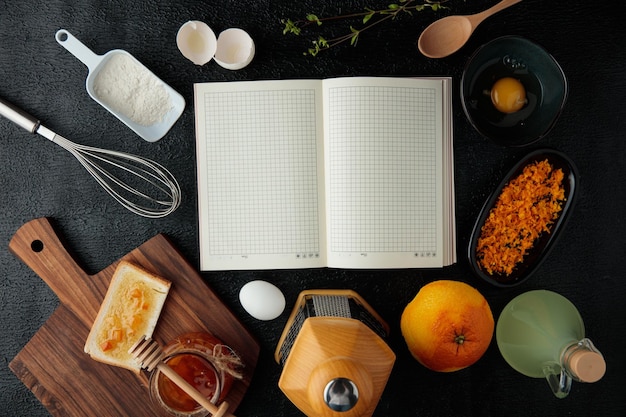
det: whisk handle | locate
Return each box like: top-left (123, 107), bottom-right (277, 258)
top-left (0, 96), bottom-right (40, 133)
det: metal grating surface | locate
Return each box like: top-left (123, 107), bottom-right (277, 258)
top-left (278, 294), bottom-right (388, 367)
top-left (312, 295), bottom-right (351, 317)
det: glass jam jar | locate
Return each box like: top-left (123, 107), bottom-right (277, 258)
top-left (149, 332), bottom-right (243, 417)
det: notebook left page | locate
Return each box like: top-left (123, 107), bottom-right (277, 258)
top-left (194, 80), bottom-right (327, 271)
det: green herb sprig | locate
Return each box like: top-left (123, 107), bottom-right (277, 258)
top-left (282, 0), bottom-right (450, 56)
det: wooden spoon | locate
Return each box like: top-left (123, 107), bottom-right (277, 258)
top-left (418, 0), bottom-right (522, 58)
top-left (130, 336), bottom-right (235, 417)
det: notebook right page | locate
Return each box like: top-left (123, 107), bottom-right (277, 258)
top-left (322, 77), bottom-right (452, 269)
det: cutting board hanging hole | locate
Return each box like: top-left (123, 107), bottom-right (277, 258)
top-left (31, 240), bottom-right (44, 253)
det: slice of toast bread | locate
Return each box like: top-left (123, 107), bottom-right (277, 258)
top-left (84, 261), bottom-right (171, 373)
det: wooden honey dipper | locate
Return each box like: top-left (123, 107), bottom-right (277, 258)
top-left (129, 336), bottom-right (234, 417)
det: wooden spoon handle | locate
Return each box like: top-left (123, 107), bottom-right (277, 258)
top-left (470, 0), bottom-right (523, 25)
top-left (156, 362), bottom-right (234, 417)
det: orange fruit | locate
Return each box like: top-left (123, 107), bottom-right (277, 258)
top-left (400, 280), bottom-right (494, 372)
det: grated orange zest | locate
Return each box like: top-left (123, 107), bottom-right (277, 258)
top-left (476, 159), bottom-right (565, 276)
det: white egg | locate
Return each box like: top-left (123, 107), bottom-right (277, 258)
top-left (239, 280), bottom-right (285, 321)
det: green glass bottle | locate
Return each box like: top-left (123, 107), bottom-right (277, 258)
top-left (496, 290), bottom-right (606, 398)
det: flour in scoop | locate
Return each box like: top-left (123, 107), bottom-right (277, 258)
top-left (93, 54), bottom-right (172, 126)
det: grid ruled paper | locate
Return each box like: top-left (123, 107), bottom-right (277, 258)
top-left (200, 87), bottom-right (321, 258)
top-left (327, 85), bottom-right (439, 255)
top-left (195, 77), bottom-right (454, 271)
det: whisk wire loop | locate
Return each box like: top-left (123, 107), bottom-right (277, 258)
top-left (54, 135), bottom-right (181, 218)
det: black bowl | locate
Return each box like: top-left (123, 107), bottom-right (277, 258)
top-left (468, 149), bottom-right (578, 287)
top-left (461, 36), bottom-right (568, 147)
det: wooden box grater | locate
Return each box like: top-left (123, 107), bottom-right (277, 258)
top-left (274, 290), bottom-right (395, 417)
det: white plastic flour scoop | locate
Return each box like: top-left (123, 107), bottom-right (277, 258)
top-left (55, 29), bottom-right (185, 142)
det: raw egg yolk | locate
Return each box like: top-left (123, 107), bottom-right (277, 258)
top-left (490, 77), bottom-right (526, 113)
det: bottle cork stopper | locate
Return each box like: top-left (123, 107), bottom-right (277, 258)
top-left (569, 350), bottom-right (606, 382)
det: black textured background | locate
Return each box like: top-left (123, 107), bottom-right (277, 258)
top-left (1, 1), bottom-right (625, 416)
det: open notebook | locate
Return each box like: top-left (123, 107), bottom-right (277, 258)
top-left (194, 77), bottom-right (455, 271)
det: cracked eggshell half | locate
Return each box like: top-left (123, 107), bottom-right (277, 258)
top-left (176, 20), bottom-right (217, 65)
top-left (214, 28), bottom-right (255, 70)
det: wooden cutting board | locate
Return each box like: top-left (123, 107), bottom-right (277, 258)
top-left (8, 217), bottom-right (260, 417)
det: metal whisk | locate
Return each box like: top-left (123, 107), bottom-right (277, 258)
top-left (0, 97), bottom-right (181, 218)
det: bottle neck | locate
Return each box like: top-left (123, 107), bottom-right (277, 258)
top-left (561, 338), bottom-right (606, 383)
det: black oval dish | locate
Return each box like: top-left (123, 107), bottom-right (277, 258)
top-left (468, 149), bottom-right (578, 287)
